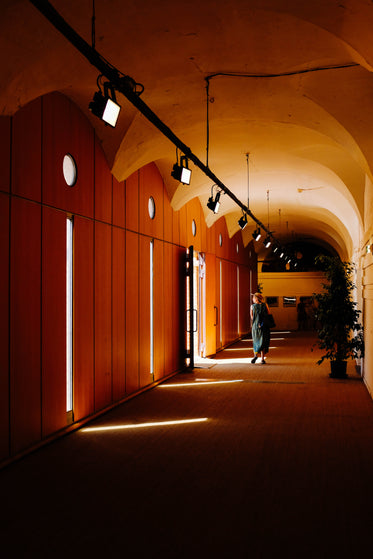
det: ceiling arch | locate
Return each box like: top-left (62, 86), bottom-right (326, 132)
top-left (2, 0), bottom-right (373, 258)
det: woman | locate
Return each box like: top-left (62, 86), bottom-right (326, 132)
top-left (250, 292), bottom-right (270, 364)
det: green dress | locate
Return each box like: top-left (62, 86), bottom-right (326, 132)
top-left (251, 302), bottom-right (270, 354)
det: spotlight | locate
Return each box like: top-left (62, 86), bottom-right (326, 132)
top-left (252, 227), bottom-right (261, 241)
top-left (89, 81), bottom-right (121, 127)
top-left (280, 250), bottom-right (284, 258)
top-left (171, 155), bottom-right (192, 185)
top-left (273, 245), bottom-right (279, 253)
top-left (238, 213), bottom-right (248, 230)
top-left (207, 190), bottom-right (221, 214)
top-left (264, 235), bottom-right (271, 248)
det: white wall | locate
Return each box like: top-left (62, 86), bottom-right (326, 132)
top-left (258, 271), bottom-right (325, 331)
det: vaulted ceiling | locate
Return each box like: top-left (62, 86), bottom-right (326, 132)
top-left (2, 0), bottom-right (373, 258)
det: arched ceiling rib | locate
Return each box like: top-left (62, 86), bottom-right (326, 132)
top-left (2, 1), bottom-right (373, 258)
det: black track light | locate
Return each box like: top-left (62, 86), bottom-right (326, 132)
top-left (252, 227), bottom-right (261, 241)
top-left (207, 190), bottom-right (221, 214)
top-left (89, 81), bottom-right (121, 127)
top-left (238, 213), bottom-right (248, 230)
top-left (171, 155), bottom-right (192, 185)
top-left (264, 235), bottom-right (271, 248)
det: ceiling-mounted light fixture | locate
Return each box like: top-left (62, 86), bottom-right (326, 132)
top-left (280, 250), bottom-right (284, 258)
top-left (89, 79), bottom-right (121, 127)
top-left (252, 227), bottom-right (261, 241)
top-left (207, 185), bottom-right (221, 214)
top-left (264, 235), bottom-right (271, 248)
top-left (238, 212), bottom-right (248, 230)
top-left (171, 154), bottom-right (192, 185)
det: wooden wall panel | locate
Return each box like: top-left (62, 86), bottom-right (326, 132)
top-left (10, 198), bottom-right (41, 454)
top-left (205, 253), bottom-right (217, 357)
top-left (125, 171), bottom-right (139, 232)
top-left (179, 205), bottom-right (188, 248)
top-left (42, 93), bottom-right (94, 218)
top-left (42, 207), bottom-right (67, 436)
top-left (206, 221), bottom-right (216, 255)
top-left (113, 176), bottom-right (125, 228)
top-left (12, 99), bottom-right (41, 201)
top-left (186, 197), bottom-right (202, 251)
top-left (73, 217), bottom-right (94, 422)
top-left (139, 235), bottom-right (151, 387)
top-left (154, 239), bottom-right (165, 381)
top-left (125, 230), bottom-right (139, 393)
top-left (216, 258), bottom-right (222, 350)
top-left (164, 242), bottom-right (173, 374)
top-left (0, 116), bottom-right (11, 194)
top-left (163, 188), bottom-right (173, 243)
top-left (95, 221), bottom-right (112, 411)
top-left (221, 261), bottom-right (238, 345)
top-left (94, 139), bottom-right (112, 223)
top-left (239, 265), bottom-right (251, 335)
top-left (0, 194), bottom-right (9, 460)
top-left (173, 245), bottom-right (185, 372)
top-left (139, 163), bottom-right (164, 240)
top-left (215, 217), bottom-right (229, 260)
top-left (112, 227), bottom-right (126, 401)
top-left (172, 207), bottom-right (180, 246)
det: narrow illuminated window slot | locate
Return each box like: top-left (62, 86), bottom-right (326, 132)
top-left (150, 240), bottom-right (154, 377)
top-left (237, 266), bottom-right (240, 334)
top-left (66, 216), bottom-right (73, 413)
top-left (219, 260), bottom-right (223, 345)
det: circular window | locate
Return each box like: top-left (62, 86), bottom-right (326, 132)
top-left (192, 219), bottom-right (197, 237)
top-left (148, 196), bottom-right (156, 219)
top-left (219, 233), bottom-right (223, 246)
top-left (63, 154), bottom-right (77, 187)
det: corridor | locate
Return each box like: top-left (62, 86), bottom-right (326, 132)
top-left (2, 331), bottom-right (373, 558)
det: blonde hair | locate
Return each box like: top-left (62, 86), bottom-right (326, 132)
top-left (253, 292), bottom-right (264, 303)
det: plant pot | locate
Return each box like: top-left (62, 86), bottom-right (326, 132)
top-left (330, 360), bottom-right (348, 379)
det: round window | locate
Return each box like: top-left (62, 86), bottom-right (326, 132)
top-left (219, 233), bottom-right (223, 246)
top-left (148, 196), bottom-right (156, 219)
top-left (63, 154), bottom-right (77, 187)
top-left (192, 219), bottom-right (197, 237)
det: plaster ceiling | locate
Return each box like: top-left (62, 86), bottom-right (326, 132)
top-left (2, 0), bottom-right (373, 258)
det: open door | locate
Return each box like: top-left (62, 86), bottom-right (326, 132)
top-left (185, 245), bottom-right (196, 368)
top-left (205, 253), bottom-right (216, 357)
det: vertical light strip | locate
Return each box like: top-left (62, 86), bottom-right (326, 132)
top-left (237, 265), bottom-right (240, 334)
top-left (150, 239), bottom-right (154, 376)
top-left (66, 217), bottom-right (73, 412)
top-left (219, 260), bottom-right (223, 345)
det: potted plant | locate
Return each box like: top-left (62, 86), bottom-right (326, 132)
top-left (312, 255), bottom-right (364, 378)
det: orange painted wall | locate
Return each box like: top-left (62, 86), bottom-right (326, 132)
top-left (73, 216), bottom-right (94, 422)
top-left (10, 198), bottom-right (41, 455)
top-left (1, 92), bottom-right (256, 466)
top-left (0, 193), bottom-right (9, 460)
top-left (112, 227), bottom-right (126, 401)
top-left (42, 207), bottom-right (67, 437)
top-left (0, 117), bottom-right (11, 194)
top-left (94, 221), bottom-right (112, 411)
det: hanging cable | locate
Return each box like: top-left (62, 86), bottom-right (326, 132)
top-left (205, 78), bottom-right (210, 169)
top-left (205, 63), bottom-right (359, 82)
top-left (246, 153), bottom-right (250, 210)
top-left (91, 0), bottom-right (95, 49)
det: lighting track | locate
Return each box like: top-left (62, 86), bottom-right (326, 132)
top-left (29, 0), bottom-right (272, 237)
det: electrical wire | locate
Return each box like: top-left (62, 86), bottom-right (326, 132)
top-left (205, 62), bottom-right (360, 82)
